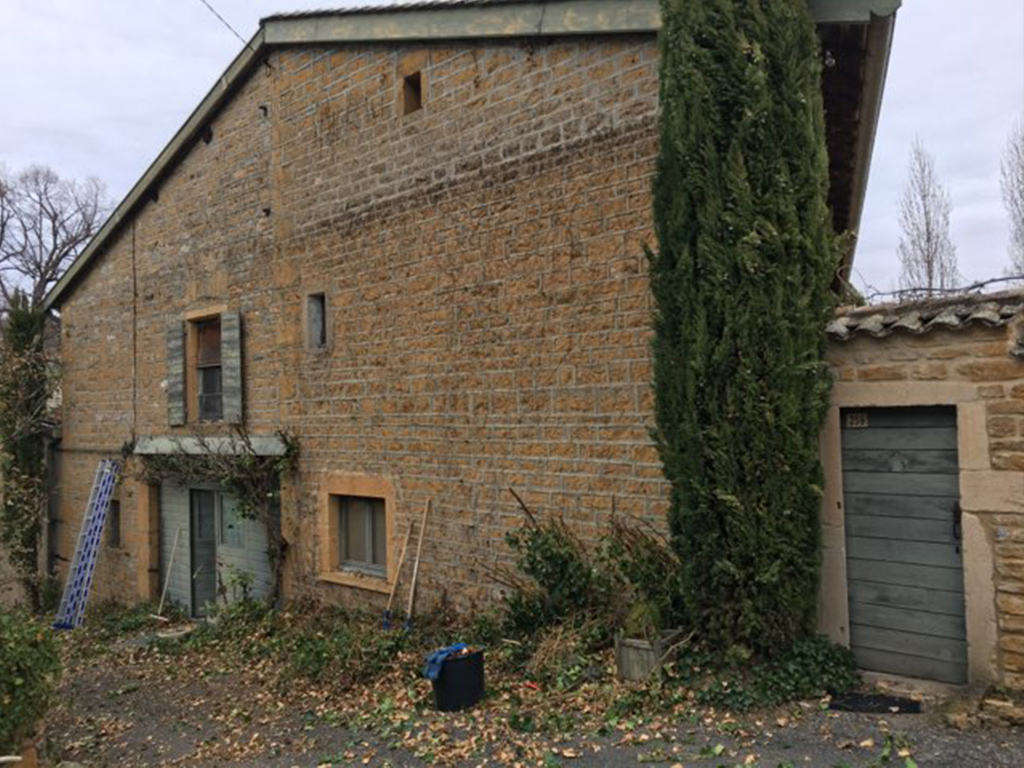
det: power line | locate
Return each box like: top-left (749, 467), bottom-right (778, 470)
top-left (194, 0), bottom-right (255, 53)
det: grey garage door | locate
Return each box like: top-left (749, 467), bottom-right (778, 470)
top-left (841, 406), bottom-right (967, 684)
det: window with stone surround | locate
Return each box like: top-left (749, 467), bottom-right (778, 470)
top-left (402, 71), bottom-right (423, 115)
top-left (166, 309), bottom-right (243, 426)
top-left (318, 474), bottom-right (395, 592)
top-left (306, 292), bottom-right (328, 350)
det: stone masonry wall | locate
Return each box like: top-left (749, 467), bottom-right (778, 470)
top-left (55, 35), bottom-right (665, 609)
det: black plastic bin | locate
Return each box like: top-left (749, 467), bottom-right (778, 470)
top-left (431, 649), bottom-right (485, 712)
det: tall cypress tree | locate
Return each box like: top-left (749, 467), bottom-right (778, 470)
top-left (649, 0), bottom-right (837, 656)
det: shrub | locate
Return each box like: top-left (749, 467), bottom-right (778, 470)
top-left (504, 517), bottom-right (609, 634)
top-left (601, 519), bottom-right (687, 635)
top-left (680, 634), bottom-right (858, 712)
top-left (0, 608), bottom-right (61, 753)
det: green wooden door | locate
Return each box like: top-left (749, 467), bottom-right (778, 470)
top-left (841, 406), bottom-right (967, 684)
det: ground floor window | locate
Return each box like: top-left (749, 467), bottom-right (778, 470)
top-left (318, 474), bottom-right (395, 591)
top-left (336, 495), bottom-right (386, 576)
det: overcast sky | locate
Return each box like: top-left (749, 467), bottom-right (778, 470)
top-left (1, 0), bottom-right (1021, 294)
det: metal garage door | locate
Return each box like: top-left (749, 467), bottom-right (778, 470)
top-left (841, 406), bottom-right (967, 684)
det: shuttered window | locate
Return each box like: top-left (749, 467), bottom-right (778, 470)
top-left (165, 310), bottom-right (243, 426)
top-left (166, 323), bottom-right (186, 426)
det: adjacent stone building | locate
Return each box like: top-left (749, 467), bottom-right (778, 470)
top-left (40, 0), bottom-right (1023, 690)
top-left (822, 293), bottom-right (1024, 686)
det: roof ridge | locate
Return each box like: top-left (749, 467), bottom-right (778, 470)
top-left (262, 0), bottom-right (532, 23)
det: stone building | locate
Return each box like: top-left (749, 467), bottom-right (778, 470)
top-left (823, 292), bottom-right (1024, 686)
top-left (39, 0), bottom-right (1023, 690)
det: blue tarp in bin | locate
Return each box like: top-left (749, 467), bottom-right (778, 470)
top-left (423, 643), bottom-right (468, 680)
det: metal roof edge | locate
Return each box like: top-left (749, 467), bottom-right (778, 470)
top-left (263, 0), bottom-right (902, 44)
top-left (264, 0), bottom-right (660, 44)
top-left (837, 10), bottom-right (898, 283)
top-left (808, 0), bottom-right (901, 23)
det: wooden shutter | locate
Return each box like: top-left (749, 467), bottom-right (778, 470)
top-left (166, 322), bottom-right (186, 426)
top-left (220, 310), bottom-right (243, 424)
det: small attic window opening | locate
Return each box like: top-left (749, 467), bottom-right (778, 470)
top-left (403, 71), bottom-right (423, 115)
top-left (307, 292), bottom-right (327, 350)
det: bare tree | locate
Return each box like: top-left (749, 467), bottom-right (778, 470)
top-left (1002, 120), bottom-right (1024, 276)
top-left (0, 164), bottom-right (109, 307)
top-left (897, 139), bottom-right (960, 297)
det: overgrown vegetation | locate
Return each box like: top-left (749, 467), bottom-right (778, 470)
top-left (0, 607), bottom-right (61, 753)
top-left (496, 509), bottom-right (857, 712)
top-left (499, 510), bottom-right (685, 644)
top-left (648, 0), bottom-right (838, 657)
top-left (55, 598), bottom-right (871, 766)
top-left (0, 292), bottom-right (57, 610)
top-left (191, 599), bottom-right (417, 687)
top-left (678, 634), bottom-right (858, 711)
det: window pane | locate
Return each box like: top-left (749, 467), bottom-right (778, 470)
top-left (199, 366), bottom-right (222, 395)
top-left (220, 495), bottom-right (244, 548)
top-left (197, 319), bottom-right (221, 366)
top-left (192, 490), bottom-right (216, 541)
top-left (342, 498), bottom-right (368, 564)
top-left (371, 501), bottom-right (386, 566)
top-left (308, 293), bottom-right (326, 348)
top-left (199, 367), bottom-right (223, 421)
top-left (336, 496), bottom-right (386, 574)
top-left (107, 500), bottom-right (121, 548)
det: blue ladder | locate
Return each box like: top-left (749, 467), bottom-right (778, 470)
top-left (53, 459), bottom-right (121, 630)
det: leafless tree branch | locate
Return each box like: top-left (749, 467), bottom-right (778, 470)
top-left (863, 274), bottom-right (1024, 304)
top-left (0, 164), bottom-right (109, 307)
top-left (1002, 119), bottom-right (1024, 277)
top-left (897, 138), bottom-right (960, 298)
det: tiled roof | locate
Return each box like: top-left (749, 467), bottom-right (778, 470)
top-left (262, 0), bottom-right (526, 22)
top-left (827, 289), bottom-right (1024, 342)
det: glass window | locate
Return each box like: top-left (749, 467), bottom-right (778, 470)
top-left (307, 293), bottom-right (327, 349)
top-left (196, 318), bottom-right (223, 421)
top-left (337, 496), bottom-right (386, 576)
top-left (106, 499), bottom-right (121, 548)
top-left (220, 496), bottom-right (244, 548)
top-left (191, 489), bottom-right (217, 542)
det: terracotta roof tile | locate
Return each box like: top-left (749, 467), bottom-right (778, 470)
top-left (827, 290), bottom-right (1024, 343)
